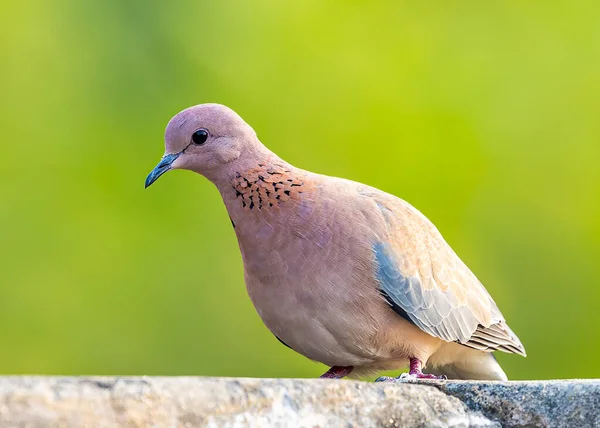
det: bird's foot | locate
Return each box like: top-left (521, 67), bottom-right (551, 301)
top-left (407, 357), bottom-right (446, 380)
top-left (374, 358), bottom-right (447, 382)
top-left (405, 372), bottom-right (447, 380)
top-left (319, 366), bottom-right (353, 379)
top-left (375, 372), bottom-right (447, 382)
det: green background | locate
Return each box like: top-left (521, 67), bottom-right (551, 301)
top-left (1, 1), bottom-right (598, 380)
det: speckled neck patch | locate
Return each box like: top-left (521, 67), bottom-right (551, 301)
top-left (231, 163), bottom-right (308, 211)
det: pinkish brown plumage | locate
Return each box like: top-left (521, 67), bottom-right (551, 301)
top-left (145, 104), bottom-right (526, 381)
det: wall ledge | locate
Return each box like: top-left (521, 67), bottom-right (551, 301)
top-left (0, 376), bottom-right (597, 427)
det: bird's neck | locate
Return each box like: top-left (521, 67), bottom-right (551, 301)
top-left (218, 159), bottom-right (311, 215)
top-left (215, 158), bottom-right (320, 269)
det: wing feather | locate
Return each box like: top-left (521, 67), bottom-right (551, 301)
top-left (371, 195), bottom-right (526, 356)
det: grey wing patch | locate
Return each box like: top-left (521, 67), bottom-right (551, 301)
top-left (374, 241), bottom-right (479, 344)
top-left (374, 241), bottom-right (527, 356)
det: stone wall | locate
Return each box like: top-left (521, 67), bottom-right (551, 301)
top-left (0, 377), bottom-right (597, 427)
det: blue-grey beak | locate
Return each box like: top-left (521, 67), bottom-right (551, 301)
top-left (145, 153), bottom-right (180, 188)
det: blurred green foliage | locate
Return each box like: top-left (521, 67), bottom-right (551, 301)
top-left (0, 0), bottom-right (598, 380)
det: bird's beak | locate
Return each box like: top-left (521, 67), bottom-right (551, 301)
top-left (145, 153), bottom-right (180, 188)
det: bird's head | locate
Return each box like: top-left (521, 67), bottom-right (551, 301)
top-left (145, 104), bottom-right (263, 188)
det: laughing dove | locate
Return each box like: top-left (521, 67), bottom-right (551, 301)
top-left (145, 104), bottom-right (526, 381)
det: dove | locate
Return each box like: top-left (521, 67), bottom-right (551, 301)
top-left (145, 104), bottom-right (526, 381)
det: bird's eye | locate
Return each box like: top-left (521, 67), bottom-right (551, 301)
top-left (191, 129), bottom-right (209, 145)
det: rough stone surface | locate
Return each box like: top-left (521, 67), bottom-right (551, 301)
top-left (438, 380), bottom-right (600, 428)
top-left (0, 377), bottom-right (596, 428)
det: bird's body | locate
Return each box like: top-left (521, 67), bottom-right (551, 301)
top-left (146, 104), bottom-right (526, 380)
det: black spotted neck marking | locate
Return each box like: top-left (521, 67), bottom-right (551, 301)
top-left (231, 163), bottom-right (310, 211)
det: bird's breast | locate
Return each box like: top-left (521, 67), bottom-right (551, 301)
top-left (231, 205), bottom-right (388, 366)
top-left (220, 172), bottom-right (404, 365)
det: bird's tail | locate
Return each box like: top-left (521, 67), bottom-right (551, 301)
top-left (432, 350), bottom-right (508, 381)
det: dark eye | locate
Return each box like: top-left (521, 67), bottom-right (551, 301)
top-left (191, 128), bottom-right (209, 145)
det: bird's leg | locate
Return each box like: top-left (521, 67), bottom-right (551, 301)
top-left (406, 358), bottom-right (446, 379)
top-left (319, 366), bottom-right (353, 379)
top-left (376, 358), bottom-right (447, 382)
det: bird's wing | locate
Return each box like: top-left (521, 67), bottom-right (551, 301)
top-left (369, 193), bottom-right (525, 356)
